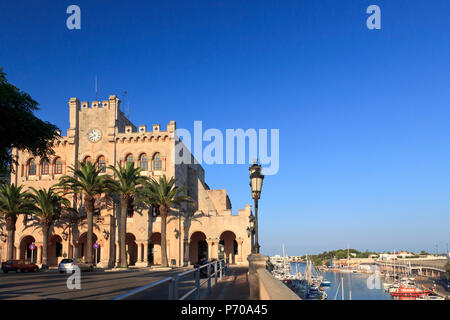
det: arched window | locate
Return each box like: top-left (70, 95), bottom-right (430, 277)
top-left (54, 157), bottom-right (63, 174)
top-left (153, 153), bottom-right (162, 171)
top-left (84, 156), bottom-right (92, 165)
top-left (125, 154), bottom-right (134, 165)
top-left (139, 154), bottom-right (148, 170)
top-left (41, 160), bottom-right (50, 175)
top-left (28, 159), bottom-right (36, 175)
top-left (97, 156), bottom-right (106, 173)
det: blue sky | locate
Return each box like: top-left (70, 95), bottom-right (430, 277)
top-left (1, 1), bottom-right (449, 255)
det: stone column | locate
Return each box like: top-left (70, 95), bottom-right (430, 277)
top-left (143, 242), bottom-right (148, 264)
top-left (36, 246), bottom-right (42, 264)
top-left (183, 239), bottom-right (189, 266)
top-left (115, 242), bottom-right (120, 265)
top-left (207, 239), bottom-right (213, 260)
top-left (136, 242), bottom-right (142, 262)
top-left (237, 239), bottom-right (244, 263)
top-left (247, 253), bottom-right (268, 300)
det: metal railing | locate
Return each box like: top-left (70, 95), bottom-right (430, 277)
top-left (112, 259), bottom-right (229, 300)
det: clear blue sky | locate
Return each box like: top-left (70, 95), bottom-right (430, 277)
top-left (1, 1), bottom-right (449, 256)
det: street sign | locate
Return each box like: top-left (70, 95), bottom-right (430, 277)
top-left (93, 243), bottom-right (99, 249)
top-left (29, 243), bottom-right (36, 250)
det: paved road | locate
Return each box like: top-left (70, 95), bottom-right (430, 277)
top-left (0, 268), bottom-right (204, 300)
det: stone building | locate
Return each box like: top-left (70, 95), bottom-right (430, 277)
top-left (0, 95), bottom-right (252, 267)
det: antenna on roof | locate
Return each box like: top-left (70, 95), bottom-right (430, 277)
top-left (95, 75), bottom-right (98, 101)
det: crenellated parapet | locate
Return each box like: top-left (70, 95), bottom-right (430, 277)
top-left (114, 120), bottom-right (176, 144)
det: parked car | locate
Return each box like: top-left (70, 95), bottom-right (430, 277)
top-left (2, 260), bottom-right (39, 273)
top-left (58, 259), bottom-right (94, 273)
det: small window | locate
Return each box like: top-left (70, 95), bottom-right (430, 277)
top-left (151, 206), bottom-right (159, 217)
top-left (139, 154), bottom-right (148, 170)
top-left (54, 158), bottom-right (63, 174)
top-left (84, 156), bottom-right (92, 165)
top-left (97, 156), bottom-right (106, 173)
top-left (28, 159), bottom-right (36, 175)
top-left (41, 160), bottom-right (50, 175)
top-left (153, 153), bottom-right (162, 171)
top-left (125, 154), bottom-right (134, 165)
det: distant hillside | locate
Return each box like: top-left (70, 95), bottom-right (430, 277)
top-left (304, 249), bottom-right (378, 267)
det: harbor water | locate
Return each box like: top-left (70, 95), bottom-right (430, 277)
top-left (290, 262), bottom-right (393, 300)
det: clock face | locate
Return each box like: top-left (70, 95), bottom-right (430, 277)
top-left (88, 129), bottom-right (102, 142)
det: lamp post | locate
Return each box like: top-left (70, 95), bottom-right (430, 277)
top-left (249, 161), bottom-right (264, 254)
top-left (174, 211), bottom-right (182, 267)
top-left (247, 214), bottom-right (255, 253)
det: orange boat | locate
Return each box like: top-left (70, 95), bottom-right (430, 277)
top-left (390, 285), bottom-right (431, 297)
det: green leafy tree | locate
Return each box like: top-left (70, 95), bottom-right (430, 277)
top-left (104, 162), bottom-right (147, 267)
top-left (0, 184), bottom-right (32, 260)
top-left (0, 67), bottom-right (59, 174)
top-left (139, 175), bottom-right (191, 267)
top-left (58, 162), bottom-right (107, 264)
top-left (28, 187), bottom-right (70, 268)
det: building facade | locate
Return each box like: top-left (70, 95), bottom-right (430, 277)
top-left (0, 95), bottom-right (252, 267)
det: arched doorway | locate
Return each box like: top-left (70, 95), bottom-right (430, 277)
top-left (20, 235), bottom-right (36, 262)
top-left (77, 233), bottom-right (99, 263)
top-left (219, 231), bottom-right (237, 265)
top-left (48, 235), bottom-right (63, 266)
top-left (189, 232), bottom-right (207, 265)
top-left (149, 232), bottom-right (161, 265)
top-left (126, 233), bottom-right (138, 266)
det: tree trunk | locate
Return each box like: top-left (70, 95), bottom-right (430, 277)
top-left (119, 196), bottom-right (128, 268)
top-left (42, 224), bottom-right (50, 268)
top-left (5, 216), bottom-right (17, 260)
top-left (160, 205), bottom-right (168, 267)
top-left (85, 195), bottom-right (94, 264)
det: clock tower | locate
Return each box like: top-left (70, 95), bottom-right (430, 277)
top-left (67, 95), bottom-right (136, 166)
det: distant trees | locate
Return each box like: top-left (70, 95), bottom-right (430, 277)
top-left (0, 67), bottom-right (59, 175)
top-left (309, 249), bottom-right (379, 266)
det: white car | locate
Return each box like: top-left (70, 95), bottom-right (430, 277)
top-left (58, 259), bottom-right (94, 273)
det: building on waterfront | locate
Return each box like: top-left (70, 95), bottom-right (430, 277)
top-left (0, 95), bottom-right (252, 267)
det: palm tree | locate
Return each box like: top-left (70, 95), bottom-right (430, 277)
top-left (0, 184), bottom-right (32, 260)
top-left (58, 162), bottom-right (107, 264)
top-left (28, 187), bottom-right (70, 268)
top-left (104, 162), bottom-right (147, 267)
top-left (140, 175), bottom-right (191, 267)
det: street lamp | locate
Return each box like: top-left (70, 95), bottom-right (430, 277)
top-left (249, 160), bottom-right (264, 254)
top-left (247, 214), bottom-right (255, 253)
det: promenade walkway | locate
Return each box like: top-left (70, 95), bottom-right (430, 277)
top-left (204, 266), bottom-right (249, 300)
top-left (415, 276), bottom-right (450, 300)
